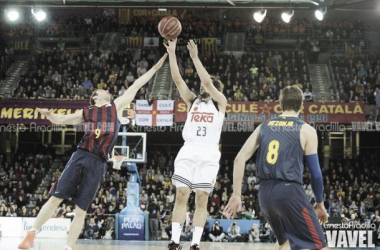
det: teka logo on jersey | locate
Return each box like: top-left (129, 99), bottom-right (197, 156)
top-left (323, 222), bottom-right (376, 248)
top-left (190, 112), bottom-right (214, 123)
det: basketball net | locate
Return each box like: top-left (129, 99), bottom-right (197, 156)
top-left (112, 155), bottom-right (127, 170)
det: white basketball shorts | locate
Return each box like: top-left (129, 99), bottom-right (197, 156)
top-left (172, 142), bottom-right (221, 193)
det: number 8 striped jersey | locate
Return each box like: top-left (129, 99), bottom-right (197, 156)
top-left (256, 115), bottom-right (305, 184)
top-left (182, 98), bottom-right (224, 145)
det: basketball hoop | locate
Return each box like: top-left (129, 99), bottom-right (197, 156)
top-left (112, 155), bottom-right (128, 170)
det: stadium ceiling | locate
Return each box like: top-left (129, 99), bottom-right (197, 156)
top-left (0, 0), bottom-right (376, 10)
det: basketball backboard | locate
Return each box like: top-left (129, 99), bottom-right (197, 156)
top-left (111, 132), bottom-right (147, 163)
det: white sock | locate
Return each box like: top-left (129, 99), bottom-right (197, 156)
top-left (64, 246), bottom-right (72, 250)
top-left (171, 222), bottom-right (182, 244)
top-left (191, 227), bottom-right (204, 246)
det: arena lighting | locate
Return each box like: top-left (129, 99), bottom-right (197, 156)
top-left (253, 9), bottom-right (267, 23)
top-left (6, 9), bottom-right (20, 22)
top-left (315, 7), bottom-right (327, 21)
top-left (31, 9), bottom-right (47, 22)
top-left (281, 10), bottom-right (294, 23)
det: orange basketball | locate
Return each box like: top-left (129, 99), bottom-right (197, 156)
top-left (158, 16), bottom-right (182, 40)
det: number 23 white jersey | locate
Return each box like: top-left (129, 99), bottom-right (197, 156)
top-left (182, 98), bottom-right (224, 145)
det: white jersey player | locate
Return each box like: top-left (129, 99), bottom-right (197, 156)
top-left (182, 97), bottom-right (224, 145)
top-left (164, 39), bottom-right (227, 250)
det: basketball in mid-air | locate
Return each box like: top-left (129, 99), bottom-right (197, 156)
top-left (158, 16), bottom-right (182, 40)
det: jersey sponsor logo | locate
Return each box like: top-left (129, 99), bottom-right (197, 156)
top-left (190, 112), bottom-right (214, 123)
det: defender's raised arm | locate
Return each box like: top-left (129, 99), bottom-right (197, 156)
top-left (114, 53), bottom-right (168, 113)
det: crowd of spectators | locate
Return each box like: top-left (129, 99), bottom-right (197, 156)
top-left (245, 17), bottom-right (312, 42)
top-left (0, 148), bottom-right (54, 218)
top-left (1, 11), bottom-right (371, 104)
top-left (313, 19), bottom-right (365, 43)
top-left (1, 144), bottom-right (379, 245)
top-left (243, 17), bottom-right (365, 46)
top-left (172, 50), bottom-right (313, 102)
top-left (0, 11), bottom-right (221, 39)
top-left (0, 10), bottom-right (118, 38)
top-left (1, 8), bottom-right (367, 45)
top-left (330, 52), bottom-right (380, 120)
top-left (12, 47), bottom-right (157, 101)
top-left (124, 15), bottom-right (222, 38)
top-left (10, 39), bottom-right (317, 103)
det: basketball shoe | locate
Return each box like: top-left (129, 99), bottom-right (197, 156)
top-left (18, 231), bottom-right (36, 249)
top-left (190, 244), bottom-right (200, 250)
top-left (167, 240), bottom-right (182, 250)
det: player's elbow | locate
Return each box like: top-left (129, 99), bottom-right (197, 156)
top-left (234, 155), bottom-right (244, 166)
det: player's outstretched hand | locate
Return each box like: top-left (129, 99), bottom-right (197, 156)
top-left (223, 193), bottom-right (242, 219)
top-left (187, 39), bottom-right (198, 59)
top-left (314, 202), bottom-right (329, 224)
top-left (153, 53), bottom-right (168, 70)
top-left (37, 108), bottom-right (51, 117)
top-left (163, 38), bottom-right (177, 54)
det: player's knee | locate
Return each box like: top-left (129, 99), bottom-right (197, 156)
top-left (74, 206), bottom-right (87, 218)
top-left (175, 187), bottom-right (190, 205)
top-left (195, 190), bottom-right (209, 208)
top-left (50, 196), bottom-right (63, 206)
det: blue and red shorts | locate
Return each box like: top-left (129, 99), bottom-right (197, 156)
top-left (49, 149), bottom-right (105, 211)
top-left (259, 179), bottom-right (327, 250)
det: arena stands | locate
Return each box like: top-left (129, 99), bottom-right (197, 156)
top-left (330, 52), bottom-right (380, 108)
top-left (1, 10), bottom-right (337, 103)
top-left (2, 144), bottom-right (379, 244)
top-left (0, 12), bottom-right (118, 38)
top-left (172, 50), bottom-right (312, 102)
top-left (245, 17), bottom-right (312, 41)
top-left (12, 48), bottom-right (158, 101)
top-left (0, 10), bottom-right (379, 246)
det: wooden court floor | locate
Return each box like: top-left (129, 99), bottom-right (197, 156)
top-left (1, 238), bottom-right (379, 250)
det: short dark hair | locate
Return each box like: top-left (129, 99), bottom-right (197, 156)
top-left (279, 85), bottom-right (303, 112)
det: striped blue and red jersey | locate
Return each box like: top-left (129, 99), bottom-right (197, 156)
top-left (77, 102), bottom-right (121, 160)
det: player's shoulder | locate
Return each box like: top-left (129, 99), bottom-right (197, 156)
top-left (300, 122), bottom-right (317, 136)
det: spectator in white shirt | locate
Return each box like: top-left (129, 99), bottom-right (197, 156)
top-left (245, 160), bottom-right (256, 172)
top-left (84, 16), bottom-right (92, 25)
top-left (137, 63), bottom-right (147, 77)
top-left (226, 222), bottom-right (241, 242)
top-left (303, 88), bottom-right (313, 101)
top-left (126, 72), bottom-right (135, 84)
top-left (247, 172), bottom-right (256, 185)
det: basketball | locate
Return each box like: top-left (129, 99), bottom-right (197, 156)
top-left (158, 16), bottom-right (182, 40)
